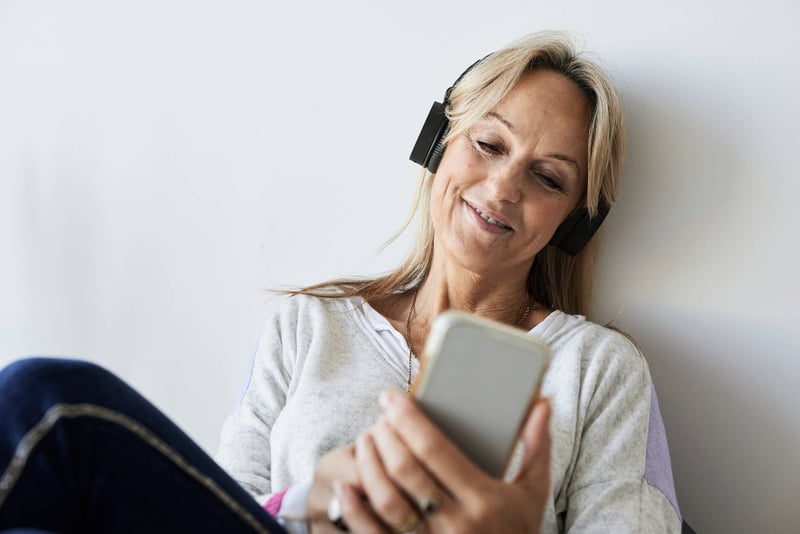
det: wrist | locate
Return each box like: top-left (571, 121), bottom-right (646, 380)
top-left (273, 480), bottom-right (313, 534)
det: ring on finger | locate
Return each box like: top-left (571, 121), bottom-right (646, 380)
top-left (417, 495), bottom-right (440, 516)
top-left (392, 509), bottom-right (420, 533)
top-left (327, 494), bottom-right (350, 532)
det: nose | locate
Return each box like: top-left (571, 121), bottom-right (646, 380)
top-left (486, 161), bottom-right (524, 203)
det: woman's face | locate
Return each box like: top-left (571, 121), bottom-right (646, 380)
top-left (430, 69), bottom-right (591, 277)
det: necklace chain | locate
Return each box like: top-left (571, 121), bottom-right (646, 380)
top-left (403, 288), bottom-right (532, 394)
top-left (403, 289), bottom-right (418, 394)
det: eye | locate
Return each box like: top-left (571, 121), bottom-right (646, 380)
top-left (536, 173), bottom-right (563, 192)
top-left (476, 140), bottom-right (503, 155)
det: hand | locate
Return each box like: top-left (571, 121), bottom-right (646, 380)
top-left (308, 444), bottom-right (404, 533)
top-left (350, 389), bottom-right (552, 533)
top-left (307, 444), bottom-right (367, 533)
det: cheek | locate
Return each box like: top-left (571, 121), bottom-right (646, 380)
top-left (429, 175), bottom-right (457, 236)
top-left (523, 201), bottom-right (574, 242)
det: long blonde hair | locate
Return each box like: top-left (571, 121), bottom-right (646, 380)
top-left (289, 31), bottom-right (625, 316)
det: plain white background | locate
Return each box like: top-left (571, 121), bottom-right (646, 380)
top-left (2, 1), bottom-right (798, 532)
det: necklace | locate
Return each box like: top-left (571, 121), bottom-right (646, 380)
top-left (403, 289), bottom-right (418, 394)
top-left (403, 288), bottom-right (532, 394)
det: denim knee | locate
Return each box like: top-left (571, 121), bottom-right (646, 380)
top-left (0, 357), bottom-right (121, 413)
top-left (0, 357), bottom-right (107, 383)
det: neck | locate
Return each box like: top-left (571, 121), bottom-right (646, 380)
top-left (414, 250), bottom-right (533, 328)
top-left (397, 247), bottom-right (539, 365)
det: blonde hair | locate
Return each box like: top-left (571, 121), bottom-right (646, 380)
top-left (290, 31), bottom-right (625, 316)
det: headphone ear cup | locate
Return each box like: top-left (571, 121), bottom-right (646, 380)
top-left (426, 123), bottom-right (450, 174)
top-left (409, 101), bottom-right (450, 171)
top-left (411, 55), bottom-right (488, 172)
top-left (549, 202), bottom-right (611, 256)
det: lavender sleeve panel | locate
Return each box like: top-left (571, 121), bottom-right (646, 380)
top-left (644, 383), bottom-right (681, 521)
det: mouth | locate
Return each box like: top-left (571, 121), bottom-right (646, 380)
top-left (464, 200), bottom-right (514, 232)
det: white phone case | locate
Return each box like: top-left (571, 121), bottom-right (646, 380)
top-left (414, 310), bottom-right (551, 477)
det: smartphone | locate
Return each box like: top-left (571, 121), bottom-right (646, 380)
top-left (413, 310), bottom-right (551, 478)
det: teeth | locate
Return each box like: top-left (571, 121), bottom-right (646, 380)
top-left (474, 207), bottom-right (510, 229)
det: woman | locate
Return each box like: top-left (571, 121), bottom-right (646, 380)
top-left (216, 31), bottom-right (681, 533)
top-left (0, 31), bottom-right (680, 533)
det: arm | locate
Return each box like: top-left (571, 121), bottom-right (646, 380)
top-left (216, 299), bottom-right (293, 502)
top-left (563, 333), bottom-right (681, 533)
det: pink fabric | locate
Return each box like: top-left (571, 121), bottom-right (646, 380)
top-left (264, 488), bottom-right (289, 516)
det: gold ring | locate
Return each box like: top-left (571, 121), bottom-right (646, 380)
top-left (392, 509), bottom-right (420, 533)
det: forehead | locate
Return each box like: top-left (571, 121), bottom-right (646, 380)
top-left (486, 69), bottom-right (591, 159)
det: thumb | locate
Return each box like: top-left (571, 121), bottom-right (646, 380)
top-left (514, 396), bottom-right (552, 490)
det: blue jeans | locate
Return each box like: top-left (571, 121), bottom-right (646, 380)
top-left (0, 358), bottom-right (286, 534)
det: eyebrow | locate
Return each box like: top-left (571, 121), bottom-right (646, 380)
top-left (484, 111), bottom-right (582, 174)
top-left (485, 112), bottom-right (515, 133)
top-left (546, 153), bottom-right (581, 174)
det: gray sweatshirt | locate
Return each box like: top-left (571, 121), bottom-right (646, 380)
top-left (216, 294), bottom-right (681, 532)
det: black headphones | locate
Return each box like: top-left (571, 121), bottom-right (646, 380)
top-left (409, 58), bottom-right (610, 256)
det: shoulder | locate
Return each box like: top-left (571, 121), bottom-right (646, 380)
top-left (541, 311), bottom-right (644, 368)
top-left (541, 312), bottom-right (652, 403)
top-left (263, 292), bottom-right (362, 326)
top-left (254, 293), bottom-right (368, 366)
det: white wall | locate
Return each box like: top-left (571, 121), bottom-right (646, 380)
top-left (1, 1), bottom-right (798, 532)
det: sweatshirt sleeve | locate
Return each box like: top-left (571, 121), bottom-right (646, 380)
top-left (215, 297), bottom-right (294, 502)
top-left (564, 329), bottom-right (682, 533)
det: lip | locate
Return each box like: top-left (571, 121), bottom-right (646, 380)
top-left (463, 200), bottom-right (515, 233)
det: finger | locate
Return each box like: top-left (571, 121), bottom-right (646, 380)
top-left (371, 417), bottom-right (450, 516)
top-left (309, 445), bottom-right (357, 521)
top-left (308, 445), bottom-right (359, 522)
top-left (379, 389), bottom-right (489, 500)
top-left (516, 396), bottom-right (552, 488)
top-left (335, 480), bottom-right (390, 534)
top-left (355, 432), bottom-right (421, 532)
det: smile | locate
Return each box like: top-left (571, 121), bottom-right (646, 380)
top-left (465, 201), bottom-right (513, 231)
